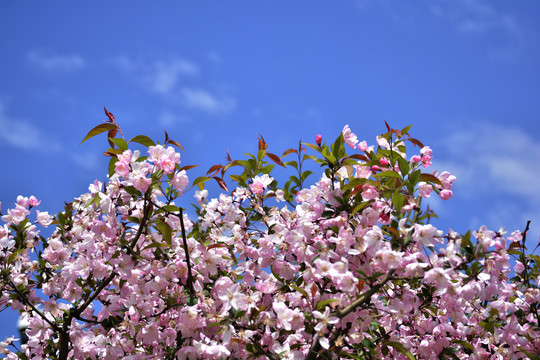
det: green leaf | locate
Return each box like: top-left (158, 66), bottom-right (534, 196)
top-left (392, 193), bottom-right (405, 213)
top-left (155, 219), bottom-right (173, 245)
top-left (384, 341), bottom-right (415, 360)
top-left (304, 142), bottom-right (321, 152)
top-left (315, 298), bottom-right (340, 310)
top-left (193, 176), bottom-right (211, 190)
top-left (419, 173), bottom-right (443, 187)
top-left (161, 205), bottom-right (180, 213)
top-left (57, 211), bottom-right (65, 228)
top-left (300, 170), bottom-right (314, 182)
top-left (110, 137), bottom-right (128, 151)
top-left (108, 157), bottom-right (119, 178)
top-left (123, 186), bottom-right (142, 197)
top-left (397, 156), bottom-right (410, 176)
top-left (142, 242), bottom-right (171, 251)
top-left (408, 169), bottom-right (421, 186)
top-left (130, 135), bottom-right (156, 147)
top-left (450, 340), bottom-right (474, 352)
top-left (372, 170), bottom-right (402, 179)
top-left (401, 124), bottom-right (413, 136)
top-left (332, 133), bottom-right (345, 160)
top-left (80, 123), bottom-right (117, 145)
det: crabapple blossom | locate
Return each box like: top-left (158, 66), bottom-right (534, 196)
top-left (1, 120), bottom-right (537, 360)
top-left (439, 189), bottom-right (453, 200)
top-left (249, 174), bottom-right (273, 194)
top-left (342, 125), bottom-right (358, 149)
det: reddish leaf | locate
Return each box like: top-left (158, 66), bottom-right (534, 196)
top-left (419, 173), bottom-right (443, 186)
top-left (207, 243), bottom-right (227, 250)
top-left (213, 176), bottom-right (228, 192)
top-left (180, 164), bottom-right (198, 171)
top-left (108, 129), bottom-right (118, 148)
top-left (104, 107), bottom-right (115, 123)
top-left (206, 164), bottom-right (224, 175)
top-left (225, 149), bottom-right (232, 162)
top-left (357, 280), bottom-right (365, 293)
top-left (167, 139), bottom-right (184, 150)
top-left (267, 152), bottom-right (285, 167)
top-left (384, 120), bottom-right (391, 132)
top-left (258, 134), bottom-right (267, 151)
top-left (281, 148), bottom-right (298, 157)
top-left (508, 241), bottom-right (524, 250)
top-left (347, 154), bottom-right (369, 162)
top-left (407, 137), bottom-right (425, 148)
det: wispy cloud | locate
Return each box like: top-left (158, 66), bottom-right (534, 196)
top-left (27, 50), bottom-right (86, 72)
top-left (114, 54), bottom-right (237, 116)
top-left (428, 121), bottom-right (540, 239)
top-left (0, 103), bottom-right (61, 152)
top-left (114, 55), bottom-right (199, 95)
top-left (146, 59), bottom-right (199, 95)
top-left (436, 122), bottom-right (540, 200)
top-left (180, 88), bottom-right (236, 114)
top-left (429, 0), bottom-right (525, 43)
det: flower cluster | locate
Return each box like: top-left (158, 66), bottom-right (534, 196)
top-left (0, 120), bottom-right (538, 360)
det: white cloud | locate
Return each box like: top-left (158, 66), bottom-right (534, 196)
top-left (0, 104), bottom-right (61, 152)
top-left (114, 54), bottom-right (237, 115)
top-left (180, 88), bottom-right (236, 114)
top-left (27, 50), bottom-right (86, 72)
top-left (146, 59), bottom-right (199, 95)
top-left (429, 0), bottom-right (525, 43)
top-left (428, 122), bottom-right (540, 242)
top-left (436, 122), bottom-right (540, 200)
top-left (114, 55), bottom-right (199, 95)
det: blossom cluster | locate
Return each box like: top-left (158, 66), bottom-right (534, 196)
top-left (0, 121), bottom-right (538, 360)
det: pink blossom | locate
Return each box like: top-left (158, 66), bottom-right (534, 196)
top-left (358, 140), bottom-right (370, 152)
top-left (148, 145), bottom-right (180, 173)
top-left (36, 210), bottom-right (53, 226)
top-left (379, 157), bottom-right (389, 166)
top-left (418, 182), bottom-right (433, 198)
top-left (315, 134), bottom-right (322, 145)
top-left (132, 174), bottom-right (152, 192)
top-left (342, 125), bottom-right (358, 149)
top-left (115, 161), bottom-right (130, 176)
top-left (438, 171), bottom-right (456, 190)
top-left (194, 189), bottom-right (208, 205)
top-left (439, 189), bottom-right (453, 200)
top-left (514, 261), bottom-right (525, 274)
top-left (249, 174), bottom-right (273, 194)
top-left (171, 170), bottom-right (189, 193)
top-left (16, 195), bottom-right (29, 207)
top-left (1, 205), bottom-right (29, 225)
top-left (376, 136), bottom-right (390, 149)
top-left (361, 185), bottom-right (379, 200)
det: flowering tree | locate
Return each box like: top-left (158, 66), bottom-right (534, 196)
top-left (1, 109), bottom-right (539, 359)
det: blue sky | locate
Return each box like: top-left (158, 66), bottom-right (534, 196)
top-left (1, 0), bottom-right (539, 343)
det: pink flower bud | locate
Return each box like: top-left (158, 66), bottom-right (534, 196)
top-left (371, 165), bottom-right (380, 172)
top-left (411, 155), bottom-right (422, 163)
top-left (379, 158), bottom-right (389, 166)
top-left (315, 134), bottom-right (322, 145)
top-left (439, 189), bottom-right (453, 200)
